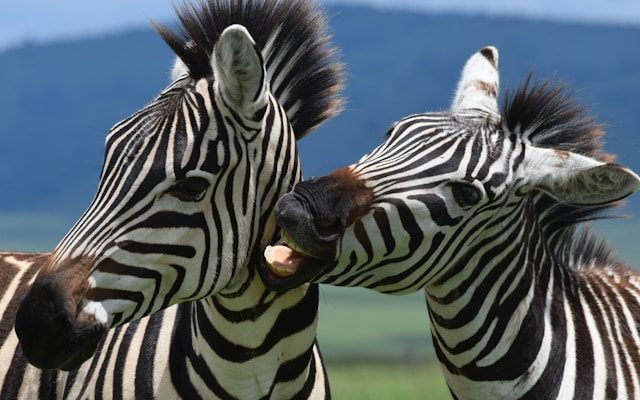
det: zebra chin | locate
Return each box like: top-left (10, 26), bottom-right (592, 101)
top-left (15, 256), bottom-right (108, 371)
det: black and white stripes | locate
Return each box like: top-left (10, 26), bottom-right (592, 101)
top-left (5, 0), bottom-right (343, 398)
top-left (269, 46), bottom-right (640, 399)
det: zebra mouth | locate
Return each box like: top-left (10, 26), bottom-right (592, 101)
top-left (57, 326), bottom-right (107, 371)
top-left (260, 231), bottom-right (330, 291)
top-left (15, 303), bottom-right (107, 371)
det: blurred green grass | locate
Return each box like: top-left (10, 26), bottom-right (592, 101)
top-left (317, 286), bottom-right (433, 362)
top-left (327, 362), bottom-right (450, 400)
top-left (317, 286), bottom-right (447, 398)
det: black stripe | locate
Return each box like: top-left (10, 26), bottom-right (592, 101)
top-left (0, 347), bottom-right (29, 399)
top-left (135, 311), bottom-right (164, 398)
top-left (112, 320), bottom-right (142, 400)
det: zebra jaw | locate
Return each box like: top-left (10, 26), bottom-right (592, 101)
top-left (264, 245), bottom-right (302, 278)
top-left (260, 230), bottom-right (333, 291)
top-left (264, 231), bottom-right (322, 279)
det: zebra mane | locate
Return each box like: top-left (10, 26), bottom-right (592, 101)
top-left (553, 226), bottom-right (625, 272)
top-left (155, 0), bottom-right (344, 138)
top-left (502, 76), bottom-right (624, 270)
top-left (502, 76), bottom-right (610, 161)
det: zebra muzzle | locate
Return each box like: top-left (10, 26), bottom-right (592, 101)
top-left (260, 229), bottom-right (331, 291)
top-left (264, 230), bottom-right (325, 277)
top-left (15, 256), bottom-right (107, 370)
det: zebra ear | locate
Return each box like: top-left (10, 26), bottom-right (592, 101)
top-left (523, 146), bottom-right (640, 206)
top-left (171, 57), bottom-right (189, 81)
top-left (212, 25), bottom-right (268, 114)
top-left (452, 46), bottom-right (500, 114)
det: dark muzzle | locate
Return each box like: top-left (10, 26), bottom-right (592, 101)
top-left (15, 258), bottom-right (106, 371)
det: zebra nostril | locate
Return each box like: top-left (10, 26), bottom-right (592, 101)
top-left (314, 216), bottom-right (344, 239)
top-left (50, 310), bottom-right (74, 337)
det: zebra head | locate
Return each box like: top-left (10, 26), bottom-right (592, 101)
top-left (263, 46), bottom-right (640, 294)
top-left (15, 0), bottom-right (342, 371)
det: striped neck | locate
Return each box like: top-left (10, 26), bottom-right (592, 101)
top-left (426, 196), bottom-right (567, 398)
top-left (167, 271), bottom-right (321, 398)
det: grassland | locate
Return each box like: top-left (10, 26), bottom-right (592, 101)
top-left (317, 286), bottom-right (450, 398)
top-left (327, 362), bottom-right (450, 400)
top-left (317, 286), bottom-right (433, 362)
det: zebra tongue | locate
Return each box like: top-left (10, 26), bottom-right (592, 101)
top-left (264, 245), bottom-right (303, 278)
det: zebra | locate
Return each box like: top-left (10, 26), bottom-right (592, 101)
top-left (261, 46), bottom-right (640, 399)
top-left (0, 253), bottom-right (49, 397)
top-left (5, 0), bottom-right (343, 398)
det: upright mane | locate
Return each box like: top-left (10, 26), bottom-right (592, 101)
top-left (502, 77), bottom-right (624, 269)
top-left (503, 76), bottom-right (610, 161)
top-left (156, 0), bottom-right (344, 138)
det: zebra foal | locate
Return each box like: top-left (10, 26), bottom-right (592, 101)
top-left (1, 0), bottom-right (343, 398)
top-left (262, 46), bottom-right (640, 399)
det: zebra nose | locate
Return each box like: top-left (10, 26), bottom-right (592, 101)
top-left (275, 193), bottom-right (316, 236)
top-left (314, 214), bottom-right (346, 240)
top-left (15, 258), bottom-right (106, 370)
top-left (275, 193), bottom-right (344, 242)
top-left (15, 276), bottom-right (77, 369)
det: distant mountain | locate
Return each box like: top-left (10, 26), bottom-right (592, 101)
top-left (1, 5), bottom-right (639, 218)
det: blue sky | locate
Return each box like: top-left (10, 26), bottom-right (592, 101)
top-left (1, 0), bottom-right (639, 51)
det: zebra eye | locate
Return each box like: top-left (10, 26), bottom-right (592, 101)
top-left (450, 182), bottom-right (482, 208)
top-left (168, 177), bottom-right (210, 202)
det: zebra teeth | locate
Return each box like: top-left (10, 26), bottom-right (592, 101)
top-left (264, 245), bottom-right (302, 278)
top-left (264, 230), bottom-right (321, 278)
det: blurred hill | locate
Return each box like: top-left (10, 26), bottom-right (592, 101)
top-left (0, 4), bottom-right (639, 225)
